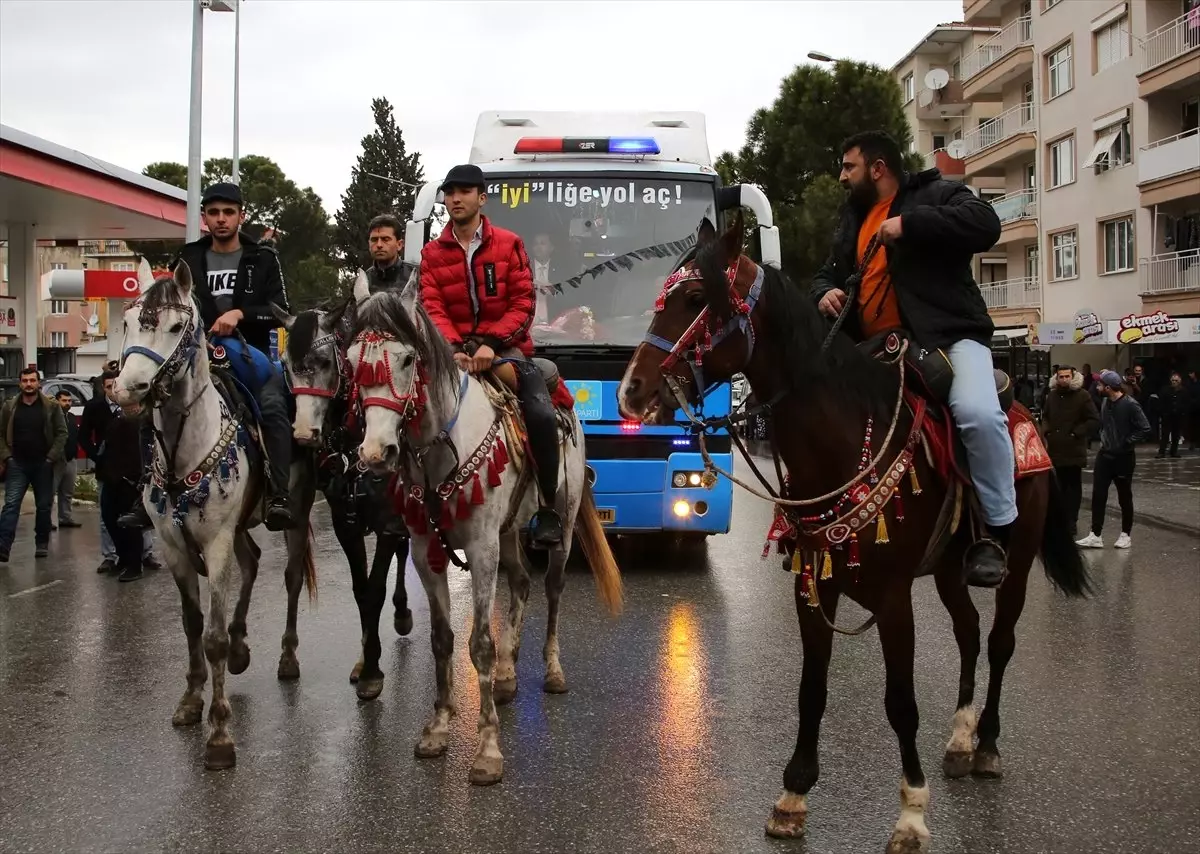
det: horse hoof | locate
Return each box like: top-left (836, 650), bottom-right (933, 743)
top-left (356, 675), bottom-right (384, 701)
top-left (415, 731), bottom-right (448, 759)
top-left (943, 749), bottom-right (974, 779)
top-left (349, 660), bottom-right (363, 684)
top-left (394, 609), bottom-right (413, 636)
top-left (228, 644), bottom-right (251, 676)
top-left (172, 702), bottom-right (203, 727)
top-left (886, 831), bottom-right (930, 854)
top-left (277, 653), bottom-right (300, 681)
top-left (469, 755), bottom-right (504, 786)
top-left (543, 673), bottom-right (568, 695)
top-left (972, 750), bottom-right (1003, 778)
top-left (765, 806), bottom-right (807, 839)
top-left (205, 741), bottom-right (236, 771)
top-left (494, 677), bottom-right (518, 706)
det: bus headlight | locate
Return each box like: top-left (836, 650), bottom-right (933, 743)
top-left (672, 471), bottom-right (705, 488)
top-left (672, 500), bottom-right (691, 518)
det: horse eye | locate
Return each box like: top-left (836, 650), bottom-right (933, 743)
top-left (169, 322), bottom-right (183, 334)
top-left (401, 353), bottom-right (414, 368)
top-left (317, 357), bottom-right (332, 369)
top-left (686, 290), bottom-right (706, 307)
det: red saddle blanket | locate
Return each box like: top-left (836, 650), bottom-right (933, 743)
top-left (908, 390), bottom-right (1052, 486)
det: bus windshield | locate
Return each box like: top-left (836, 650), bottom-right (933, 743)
top-left (481, 173), bottom-right (717, 347)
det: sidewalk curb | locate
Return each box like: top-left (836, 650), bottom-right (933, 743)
top-left (1080, 498), bottom-right (1200, 539)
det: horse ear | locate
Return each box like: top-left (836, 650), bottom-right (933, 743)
top-left (696, 216), bottom-right (718, 247)
top-left (270, 302), bottom-right (294, 329)
top-left (136, 258), bottom-right (156, 293)
top-left (174, 259), bottom-right (194, 293)
top-left (721, 210), bottom-right (745, 258)
top-left (399, 267), bottom-right (419, 316)
top-left (325, 295), bottom-right (353, 330)
top-left (352, 269), bottom-right (372, 304)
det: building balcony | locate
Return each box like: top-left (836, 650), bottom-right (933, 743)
top-left (963, 0), bottom-right (1003, 26)
top-left (961, 17), bottom-right (1034, 99)
top-left (1137, 129), bottom-right (1200, 207)
top-left (924, 148), bottom-right (966, 180)
top-left (915, 79), bottom-right (971, 120)
top-left (990, 188), bottom-right (1038, 245)
top-left (980, 276), bottom-right (1041, 324)
top-left (81, 240), bottom-right (134, 257)
top-left (1140, 250), bottom-right (1200, 295)
top-left (1138, 12), bottom-right (1200, 99)
top-left (963, 103), bottom-right (1037, 177)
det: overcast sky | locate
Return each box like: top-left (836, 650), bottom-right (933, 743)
top-left (1, 0), bottom-right (961, 212)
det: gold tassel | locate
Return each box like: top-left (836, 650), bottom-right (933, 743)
top-left (790, 549), bottom-right (803, 574)
top-left (909, 465), bottom-right (922, 495)
top-left (820, 550), bottom-right (833, 580)
top-left (807, 571), bottom-right (819, 607)
top-left (876, 511), bottom-right (890, 544)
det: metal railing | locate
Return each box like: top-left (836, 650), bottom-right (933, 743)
top-left (961, 16), bottom-right (1033, 80)
top-left (991, 188), bottom-right (1038, 224)
top-left (962, 103), bottom-right (1036, 158)
top-left (1138, 128), bottom-right (1200, 184)
top-left (1140, 11), bottom-right (1200, 73)
top-left (1139, 249), bottom-right (1200, 294)
top-left (980, 277), bottom-right (1041, 310)
top-left (81, 240), bottom-right (133, 256)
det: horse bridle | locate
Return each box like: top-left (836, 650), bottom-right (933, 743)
top-left (122, 299), bottom-right (202, 406)
top-left (289, 329), bottom-right (348, 400)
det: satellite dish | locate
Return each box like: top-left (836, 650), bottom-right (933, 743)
top-left (918, 89), bottom-right (935, 108)
top-left (946, 140), bottom-right (968, 159)
top-left (925, 68), bottom-right (951, 90)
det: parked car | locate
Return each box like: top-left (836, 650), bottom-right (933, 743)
top-left (43, 374), bottom-right (96, 463)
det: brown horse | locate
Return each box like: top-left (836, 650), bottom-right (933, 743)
top-left (617, 219), bottom-right (1090, 852)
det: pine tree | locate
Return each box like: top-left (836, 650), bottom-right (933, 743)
top-left (334, 97), bottom-right (425, 272)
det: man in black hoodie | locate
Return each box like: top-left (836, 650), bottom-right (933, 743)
top-left (119, 182), bottom-right (295, 531)
top-left (811, 131), bottom-right (1011, 588)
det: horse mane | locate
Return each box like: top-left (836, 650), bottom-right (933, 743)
top-left (140, 274), bottom-right (199, 316)
top-left (694, 238), bottom-right (896, 420)
top-left (351, 291), bottom-right (458, 405)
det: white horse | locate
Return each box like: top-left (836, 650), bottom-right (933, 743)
top-left (349, 272), bottom-right (622, 785)
top-left (115, 260), bottom-right (315, 770)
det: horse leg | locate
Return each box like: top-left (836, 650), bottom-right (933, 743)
top-left (169, 548), bottom-right (207, 727)
top-left (355, 527), bottom-right (394, 701)
top-left (202, 530), bottom-right (238, 770)
top-left (413, 558), bottom-right (455, 759)
top-left (277, 475), bottom-right (315, 681)
top-left (494, 531), bottom-right (531, 705)
top-left (542, 537), bottom-right (569, 695)
top-left (467, 548), bottom-right (503, 786)
top-left (227, 531), bottom-right (260, 676)
top-left (879, 592), bottom-right (931, 854)
top-left (766, 577), bottom-right (838, 839)
top-left (391, 534), bottom-right (413, 636)
top-left (935, 567), bottom-right (981, 778)
top-left (331, 506), bottom-right (371, 687)
top-left (973, 564), bottom-right (1031, 779)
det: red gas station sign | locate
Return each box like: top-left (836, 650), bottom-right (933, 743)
top-left (83, 270), bottom-right (142, 299)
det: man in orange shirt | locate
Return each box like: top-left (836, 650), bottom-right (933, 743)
top-left (811, 131), bottom-right (1011, 588)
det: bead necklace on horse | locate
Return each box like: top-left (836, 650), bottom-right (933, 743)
top-left (617, 218), bottom-right (1090, 852)
top-left (115, 260), bottom-right (316, 771)
top-left (349, 275), bottom-right (622, 786)
top-left (271, 289), bottom-right (414, 700)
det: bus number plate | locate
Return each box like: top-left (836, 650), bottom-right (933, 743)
top-left (596, 508), bottom-right (616, 524)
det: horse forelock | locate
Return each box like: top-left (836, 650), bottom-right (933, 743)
top-left (138, 275), bottom-right (196, 316)
top-left (288, 311), bottom-right (321, 363)
top-left (352, 291), bottom-right (457, 397)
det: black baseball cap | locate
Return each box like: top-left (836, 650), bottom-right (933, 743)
top-left (201, 182), bottom-right (243, 206)
top-left (437, 164), bottom-right (486, 194)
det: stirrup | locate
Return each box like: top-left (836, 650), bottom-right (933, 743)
top-left (962, 538), bottom-right (1007, 589)
top-left (527, 508), bottom-right (564, 549)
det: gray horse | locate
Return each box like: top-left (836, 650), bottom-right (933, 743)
top-left (350, 273), bottom-right (622, 785)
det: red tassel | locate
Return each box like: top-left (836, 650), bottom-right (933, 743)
top-left (894, 491), bottom-right (905, 523)
top-left (487, 455), bottom-right (502, 487)
top-left (848, 533), bottom-right (861, 568)
top-left (374, 360), bottom-right (387, 386)
top-left (494, 437), bottom-right (509, 467)
top-left (356, 360), bottom-right (373, 385)
top-left (438, 499), bottom-right (454, 530)
top-left (471, 473), bottom-right (484, 505)
top-left (456, 488), bottom-right (470, 520)
top-left (427, 537), bottom-right (447, 574)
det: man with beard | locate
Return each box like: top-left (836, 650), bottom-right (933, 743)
top-left (811, 130), bottom-right (1009, 588)
top-left (418, 164), bottom-right (562, 548)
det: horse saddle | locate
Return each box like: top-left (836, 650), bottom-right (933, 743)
top-left (858, 329), bottom-right (1013, 413)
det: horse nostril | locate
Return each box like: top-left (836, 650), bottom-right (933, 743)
top-left (625, 376), bottom-right (643, 394)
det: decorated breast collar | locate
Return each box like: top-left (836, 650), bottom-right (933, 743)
top-left (149, 400), bottom-right (246, 526)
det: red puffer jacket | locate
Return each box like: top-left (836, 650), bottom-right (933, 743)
top-left (419, 217), bottom-right (535, 356)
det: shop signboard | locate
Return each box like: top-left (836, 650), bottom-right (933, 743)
top-left (1106, 311), bottom-right (1200, 344)
top-left (1072, 309), bottom-right (1105, 343)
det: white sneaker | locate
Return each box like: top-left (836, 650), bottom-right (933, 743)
top-left (1114, 533), bottom-right (1132, 549)
top-left (1076, 533), bottom-right (1105, 549)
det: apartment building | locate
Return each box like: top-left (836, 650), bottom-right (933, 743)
top-left (894, 0), bottom-right (1200, 372)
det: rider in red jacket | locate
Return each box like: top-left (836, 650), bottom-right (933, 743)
top-left (420, 164), bottom-right (563, 548)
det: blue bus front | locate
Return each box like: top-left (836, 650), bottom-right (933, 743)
top-left (481, 167), bottom-right (734, 536)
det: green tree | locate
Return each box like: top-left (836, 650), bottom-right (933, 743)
top-left (143, 161), bottom-right (188, 190)
top-left (720, 60), bottom-right (921, 284)
top-left (335, 97), bottom-right (425, 272)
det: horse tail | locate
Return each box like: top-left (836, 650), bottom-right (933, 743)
top-left (304, 521), bottom-right (318, 603)
top-left (574, 484), bottom-right (623, 615)
top-left (1038, 470), bottom-right (1092, 598)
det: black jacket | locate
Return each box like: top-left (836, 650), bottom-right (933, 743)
top-left (810, 168), bottom-right (1001, 351)
top-left (173, 233), bottom-right (290, 352)
top-left (1099, 393), bottom-right (1151, 455)
top-left (366, 258), bottom-right (410, 294)
top-left (61, 408), bottom-right (79, 460)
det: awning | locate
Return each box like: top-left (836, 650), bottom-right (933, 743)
top-left (1082, 131), bottom-right (1120, 169)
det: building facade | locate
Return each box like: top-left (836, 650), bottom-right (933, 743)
top-left (894, 0), bottom-right (1199, 375)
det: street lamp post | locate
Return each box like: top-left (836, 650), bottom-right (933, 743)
top-left (231, 0), bottom-right (241, 183)
top-left (185, 0), bottom-right (237, 243)
top-left (807, 51), bottom-right (835, 63)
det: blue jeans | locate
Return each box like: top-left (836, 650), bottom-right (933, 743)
top-left (98, 483), bottom-right (154, 561)
top-left (947, 339), bottom-right (1017, 528)
top-left (0, 458), bottom-right (54, 550)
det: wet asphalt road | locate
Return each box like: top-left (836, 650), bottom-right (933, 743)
top-left (1, 488), bottom-right (1198, 854)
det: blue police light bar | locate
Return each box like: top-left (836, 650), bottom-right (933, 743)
top-left (513, 137), bottom-right (661, 155)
